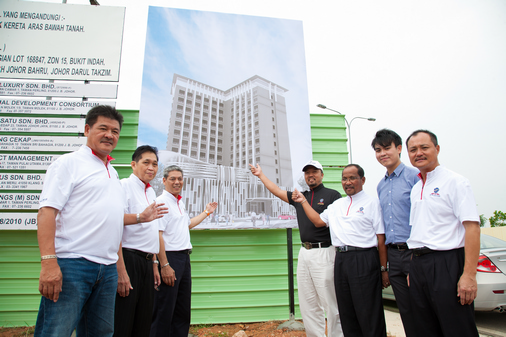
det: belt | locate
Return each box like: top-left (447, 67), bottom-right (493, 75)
top-left (123, 248), bottom-right (153, 260)
top-left (168, 249), bottom-right (192, 255)
top-left (388, 243), bottom-right (409, 250)
top-left (336, 246), bottom-right (374, 253)
top-left (302, 241), bottom-right (332, 249)
top-left (412, 247), bottom-right (435, 257)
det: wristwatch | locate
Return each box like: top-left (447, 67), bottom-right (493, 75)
top-left (380, 265), bottom-right (389, 272)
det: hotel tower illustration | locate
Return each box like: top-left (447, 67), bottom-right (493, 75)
top-left (160, 74), bottom-right (295, 225)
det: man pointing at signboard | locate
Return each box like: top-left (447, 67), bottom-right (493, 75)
top-left (249, 161), bottom-right (343, 337)
top-left (34, 105), bottom-right (165, 337)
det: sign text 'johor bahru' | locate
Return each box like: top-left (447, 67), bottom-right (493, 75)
top-left (0, 135), bottom-right (86, 151)
top-left (0, 1), bottom-right (125, 81)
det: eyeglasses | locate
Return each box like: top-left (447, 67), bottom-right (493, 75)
top-left (341, 176), bottom-right (360, 182)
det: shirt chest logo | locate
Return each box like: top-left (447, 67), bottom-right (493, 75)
top-left (430, 187), bottom-right (441, 198)
top-left (356, 207), bottom-right (365, 214)
top-left (317, 198), bottom-right (325, 205)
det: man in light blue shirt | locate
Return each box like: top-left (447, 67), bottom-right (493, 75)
top-left (372, 129), bottom-right (419, 337)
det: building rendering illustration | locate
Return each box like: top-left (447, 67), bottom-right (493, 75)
top-left (162, 74), bottom-right (295, 223)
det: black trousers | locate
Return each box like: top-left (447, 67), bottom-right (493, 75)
top-left (409, 248), bottom-right (479, 337)
top-left (387, 246), bottom-right (416, 337)
top-left (334, 248), bottom-right (386, 337)
top-left (150, 250), bottom-right (192, 337)
top-left (114, 249), bottom-right (155, 337)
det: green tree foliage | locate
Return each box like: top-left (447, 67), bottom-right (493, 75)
top-left (489, 210), bottom-right (506, 227)
top-left (479, 214), bottom-right (487, 227)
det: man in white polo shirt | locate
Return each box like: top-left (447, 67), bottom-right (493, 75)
top-left (292, 164), bottom-right (388, 337)
top-left (35, 106), bottom-right (165, 337)
top-left (114, 145), bottom-right (161, 337)
top-left (406, 130), bottom-right (480, 337)
top-left (150, 165), bottom-right (217, 337)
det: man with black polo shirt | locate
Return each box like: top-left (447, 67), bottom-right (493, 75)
top-left (250, 160), bottom-right (343, 337)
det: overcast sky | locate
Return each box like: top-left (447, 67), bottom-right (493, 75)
top-left (35, 0), bottom-right (506, 221)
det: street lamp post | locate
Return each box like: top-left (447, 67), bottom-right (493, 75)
top-left (316, 104), bottom-right (376, 164)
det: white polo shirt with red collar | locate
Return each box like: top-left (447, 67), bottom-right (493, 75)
top-left (39, 145), bottom-right (126, 265)
top-left (121, 173), bottom-right (159, 254)
top-left (156, 189), bottom-right (192, 251)
top-left (320, 190), bottom-right (384, 248)
top-left (407, 165), bottom-right (479, 250)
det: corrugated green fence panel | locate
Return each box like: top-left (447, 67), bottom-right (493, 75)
top-left (0, 228), bottom-right (302, 327)
top-left (109, 109), bottom-right (139, 165)
top-left (310, 113), bottom-right (348, 170)
top-left (0, 231), bottom-right (39, 326)
top-left (310, 113), bottom-right (348, 191)
top-left (189, 229), bottom-right (301, 324)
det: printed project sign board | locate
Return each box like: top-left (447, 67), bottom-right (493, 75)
top-left (0, 213), bottom-right (37, 230)
top-left (0, 193), bottom-right (40, 210)
top-left (0, 173), bottom-right (45, 190)
top-left (0, 99), bottom-right (115, 115)
top-left (0, 80), bottom-right (118, 98)
top-left (0, 0), bottom-right (125, 81)
top-left (0, 135), bottom-right (86, 151)
top-left (0, 116), bottom-right (85, 133)
top-left (0, 153), bottom-right (61, 170)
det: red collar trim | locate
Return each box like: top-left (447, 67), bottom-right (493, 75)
top-left (91, 149), bottom-right (115, 163)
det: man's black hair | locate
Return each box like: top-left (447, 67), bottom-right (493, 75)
top-left (344, 164), bottom-right (365, 179)
top-left (132, 145), bottom-right (159, 162)
top-left (406, 129), bottom-right (438, 147)
top-left (371, 129), bottom-right (402, 149)
top-left (85, 105), bottom-right (124, 130)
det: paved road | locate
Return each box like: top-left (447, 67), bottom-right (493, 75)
top-left (383, 299), bottom-right (506, 337)
top-left (475, 311), bottom-right (506, 337)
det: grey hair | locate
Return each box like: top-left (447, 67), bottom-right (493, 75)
top-left (163, 165), bottom-right (183, 178)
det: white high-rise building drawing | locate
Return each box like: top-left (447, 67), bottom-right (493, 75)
top-left (166, 74), bottom-right (292, 187)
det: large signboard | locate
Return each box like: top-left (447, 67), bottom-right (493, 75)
top-left (0, 0), bottom-right (125, 81)
top-left (139, 8), bottom-right (311, 229)
top-left (0, 135), bottom-right (86, 151)
top-left (0, 153), bottom-right (61, 170)
top-left (0, 98), bottom-right (114, 115)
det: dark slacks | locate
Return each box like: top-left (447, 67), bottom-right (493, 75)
top-left (334, 248), bottom-right (386, 337)
top-left (150, 250), bottom-right (192, 337)
top-left (114, 249), bottom-right (155, 337)
top-left (409, 248), bottom-right (479, 337)
top-left (387, 246), bottom-right (416, 337)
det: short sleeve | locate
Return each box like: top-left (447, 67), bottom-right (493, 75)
top-left (319, 208), bottom-right (330, 227)
top-left (39, 158), bottom-right (73, 211)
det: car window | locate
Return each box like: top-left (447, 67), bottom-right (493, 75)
top-left (481, 234), bottom-right (506, 249)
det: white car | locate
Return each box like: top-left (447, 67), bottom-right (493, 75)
top-left (382, 234), bottom-right (506, 312)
